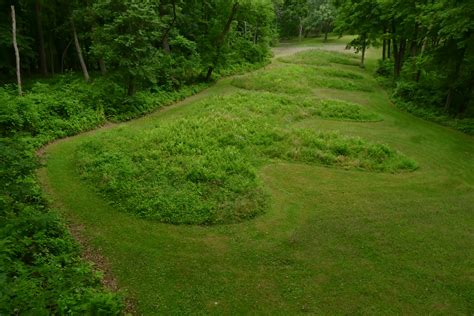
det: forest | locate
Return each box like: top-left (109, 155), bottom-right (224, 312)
top-left (1, 0), bottom-right (473, 314)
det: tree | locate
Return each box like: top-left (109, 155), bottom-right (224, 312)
top-left (91, 0), bottom-right (164, 95)
top-left (335, 0), bottom-right (382, 67)
top-left (11, 5), bottom-right (22, 96)
top-left (205, 1), bottom-right (240, 81)
top-left (71, 18), bottom-right (89, 82)
top-left (304, 0), bottom-right (335, 41)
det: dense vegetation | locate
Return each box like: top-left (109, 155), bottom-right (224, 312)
top-left (1, 0), bottom-right (276, 313)
top-left (76, 89), bottom-right (413, 224)
top-left (42, 43), bottom-right (473, 314)
top-left (1, 0), bottom-right (473, 313)
top-left (332, 0), bottom-right (474, 133)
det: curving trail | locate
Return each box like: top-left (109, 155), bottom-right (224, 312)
top-left (38, 39), bottom-right (474, 315)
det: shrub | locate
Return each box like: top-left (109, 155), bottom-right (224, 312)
top-left (375, 59), bottom-right (393, 77)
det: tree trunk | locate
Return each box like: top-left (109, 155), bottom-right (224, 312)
top-left (127, 78), bottom-right (135, 96)
top-left (35, 0), bottom-right (48, 75)
top-left (410, 23), bottom-right (419, 57)
top-left (72, 19), bottom-right (90, 82)
top-left (324, 23), bottom-right (329, 42)
top-left (11, 5), bottom-right (22, 96)
top-left (387, 38), bottom-right (391, 59)
top-left (49, 37), bottom-right (55, 75)
top-left (206, 2), bottom-right (239, 81)
top-left (99, 57), bottom-right (107, 75)
top-left (382, 39), bottom-right (386, 60)
top-left (61, 40), bottom-right (72, 73)
top-left (415, 36), bottom-right (428, 82)
top-left (160, 0), bottom-right (176, 54)
top-left (445, 45), bottom-right (467, 111)
top-left (393, 38), bottom-right (406, 78)
top-left (254, 21), bottom-right (259, 44)
top-left (360, 34), bottom-right (367, 68)
top-left (298, 20), bottom-right (303, 41)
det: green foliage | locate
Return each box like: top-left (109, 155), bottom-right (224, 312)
top-left (335, 0), bottom-right (474, 133)
top-left (91, 0), bottom-right (164, 93)
top-left (0, 80), bottom-right (105, 146)
top-left (0, 138), bottom-right (123, 315)
top-left (108, 83), bottom-right (210, 121)
top-left (75, 91), bottom-right (416, 225)
top-left (274, 0), bottom-right (335, 39)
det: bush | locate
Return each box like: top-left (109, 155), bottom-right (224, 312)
top-left (375, 59), bottom-right (393, 77)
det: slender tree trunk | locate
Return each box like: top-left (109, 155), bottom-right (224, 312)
top-left (72, 19), bottom-right (90, 82)
top-left (360, 34), bottom-right (367, 68)
top-left (387, 38), bottom-right (391, 59)
top-left (393, 39), bottom-right (406, 77)
top-left (254, 21), bottom-right (259, 44)
top-left (206, 2), bottom-right (239, 81)
top-left (382, 39), bottom-right (386, 60)
top-left (324, 23), bottom-right (329, 42)
top-left (298, 20), bottom-right (303, 41)
top-left (99, 57), bottom-right (107, 75)
top-left (61, 40), bottom-right (72, 73)
top-left (392, 18), bottom-right (408, 79)
top-left (35, 0), bottom-right (48, 75)
top-left (160, 0), bottom-right (177, 54)
top-left (49, 37), bottom-right (55, 75)
top-left (445, 46), bottom-right (467, 111)
top-left (11, 5), bottom-right (22, 96)
top-left (410, 23), bottom-right (419, 57)
top-left (127, 78), bottom-right (135, 96)
top-left (415, 36), bottom-right (428, 82)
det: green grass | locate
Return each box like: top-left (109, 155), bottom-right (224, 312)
top-left (74, 92), bottom-right (412, 224)
top-left (232, 63), bottom-right (373, 94)
top-left (278, 49), bottom-right (361, 67)
top-left (40, 38), bottom-right (474, 314)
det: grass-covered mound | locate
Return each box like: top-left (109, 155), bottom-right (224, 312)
top-left (232, 64), bottom-right (372, 94)
top-left (278, 49), bottom-right (361, 66)
top-left (232, 49), bottom-right (370, 95)
top-left (76, 92), bottom-right (416, 225)
top-left (311, 99), bottom-right (381, 121)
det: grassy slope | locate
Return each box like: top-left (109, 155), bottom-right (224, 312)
top-left (39, 37), bottom-right (474, 314)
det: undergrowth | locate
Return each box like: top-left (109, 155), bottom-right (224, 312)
top-left (375, 60), bottom-right (474, 135)
top-left (76, 92), bottom-right (416, 225)
top-left (395, 100), bottom-right (474, 135)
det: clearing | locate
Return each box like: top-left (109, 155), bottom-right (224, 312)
top-left (39, 38), bottom-right (474, 314)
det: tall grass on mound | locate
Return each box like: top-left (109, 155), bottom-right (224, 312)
top-left (308, 99), bottom-right (381, 121)
top-left (278, 49), bottom-right (360, 67)
top-left (76, 92), bottom-right (416, 225)
top-left (232, 64), bottom-right (373, 95)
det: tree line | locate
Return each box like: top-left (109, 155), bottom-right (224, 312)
top-left (1, 0), bottom-right (276, 95)
top-left (273, 0), bottom-right (336, 41)
top-left (334, 0), bottom-right (473, 117)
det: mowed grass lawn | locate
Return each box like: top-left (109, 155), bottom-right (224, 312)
top-left (40, 38), bottom-right (474, 314)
